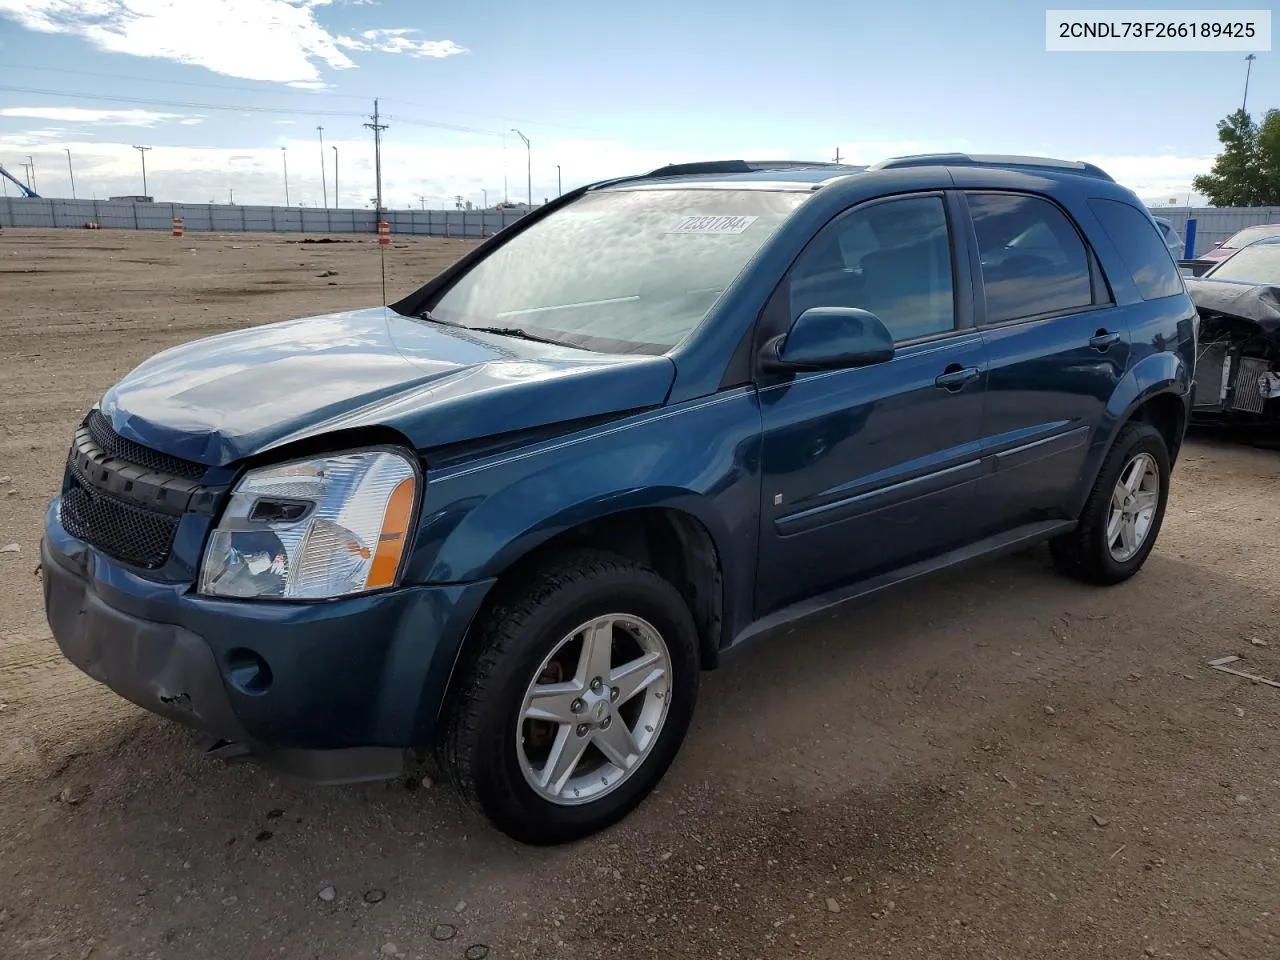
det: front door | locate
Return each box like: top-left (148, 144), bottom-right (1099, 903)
top-left (755, 193), bottom-right (988, 616)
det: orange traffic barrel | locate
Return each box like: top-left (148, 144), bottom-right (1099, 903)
top-left (172, 217), bottom-right (184, 238)
top-left (377, 220), bottom-right (390, 245)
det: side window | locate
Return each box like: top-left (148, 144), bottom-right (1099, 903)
top-left (1088, 199), bottom-right (1185, 301)
top-left (788, 195), bottom-right (955, 342)
top-left (967, 192), bottom-right (1094, 324)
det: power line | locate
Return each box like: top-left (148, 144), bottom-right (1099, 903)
top-left (1, 63), bottom-right (608, 134)
top-left (0, 84), bottom-right (516, 137)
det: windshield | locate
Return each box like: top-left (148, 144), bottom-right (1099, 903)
top-left (1207, 244), bottom-right (1280, 285)
top-left (429, 188), bottom-right (809, 354)
top-left (1223, 225), bottom-right (1280, 249)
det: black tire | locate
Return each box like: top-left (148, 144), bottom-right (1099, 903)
top-left (439, 549), bottom-right (700, 845)
top-left (1050, 421), bottom-right (1171, 585)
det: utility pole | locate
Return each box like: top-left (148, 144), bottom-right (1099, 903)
top-left (483, 188), bottom-right (488, 208)
top-left (26, 155), bottom-right (36, 193)
top-left (363, 98), bottom-right (388, 216)
top-left (317, 126), bottom-right (327, 208)
top-left (1242, 54), bottom-right (1257, 114)
top-left (333, 145), bottom-right (339, 207)
top-left (833, 146), bottom-right (842, 163)
top-left (417, 194), bottom-right (426, 210)
top-left (511, 128), bottom-right (531, 207)
top-left (556, 164), bottom-right (561, 197)
top-left (281, 146), bottom-right (290, 206)
top-left (131, 145), bottom-right (151, 197)
top-left (65, 148), bottom-right (76, 199)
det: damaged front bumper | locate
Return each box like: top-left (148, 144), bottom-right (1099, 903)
top-left (41, 499), bottom-right (494, 784)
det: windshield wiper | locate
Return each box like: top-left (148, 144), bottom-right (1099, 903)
top-left (419, 311), bottom-right (572, 347)
top-left (468, 325), bottom-right (572, 346)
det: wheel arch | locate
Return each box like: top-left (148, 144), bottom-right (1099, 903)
top-left (428, 499), bottom-right (732, 741)
top-left (1068, 352), bottom-right (1190, 521)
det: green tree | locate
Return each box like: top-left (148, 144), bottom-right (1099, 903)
top-left (1258, 109), bottom-right (1280, 204)
top-left (1193, 108), bottom-right (1280, 206)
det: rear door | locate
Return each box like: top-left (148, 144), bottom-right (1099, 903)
top-left (962, 191), bottom-right (1131, 537)
top-left (754, 192), bottom-right (988, 615)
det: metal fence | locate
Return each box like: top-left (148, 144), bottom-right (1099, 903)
top-left (1150, 206), bottom-right (1280, 257)
top-left (7, 196), bottom-right (1280, 256)
top-left (0, 197), bottom-right (529, 238)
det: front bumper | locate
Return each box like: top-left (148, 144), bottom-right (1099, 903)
top-left (42, 499), bottom-right (495, 783)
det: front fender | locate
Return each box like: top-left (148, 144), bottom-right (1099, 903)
top-left (403, 387), bottom-right (764, 633)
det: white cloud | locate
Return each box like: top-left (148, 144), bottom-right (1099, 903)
top-left (0, 0), bottom-right (463, 84)
top-left (336, 28), bottom-right (465, 59)
top-left (0, 106), bottom-right (201, 127)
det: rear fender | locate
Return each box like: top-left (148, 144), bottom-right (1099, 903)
top-left (1068, 350), bottom-right (1190, 517)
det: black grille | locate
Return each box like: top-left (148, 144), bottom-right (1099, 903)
top-left (60, 455), bottom-right (181, 569)
top-left (86, 408), bottom-right (206, 482)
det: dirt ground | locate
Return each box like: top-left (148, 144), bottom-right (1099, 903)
top-left (2, 228), bottom-right (1279, 960)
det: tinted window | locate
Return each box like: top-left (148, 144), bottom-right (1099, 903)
top-left (789, 195), bottom-right (954, 342)
top-left (1088, 199), bottom-right (1184, 301)
top-left (967, 193), bottom-right (1093, 323)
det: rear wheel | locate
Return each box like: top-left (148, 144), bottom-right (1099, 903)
top-left (440, 550), bottom-right (700, 845)
top-left (1050, 421), bottom-right (1170, 585)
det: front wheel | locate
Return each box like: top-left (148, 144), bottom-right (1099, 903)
top-left (440, 550), bottom-right (700, 845)
top-left (1050, 421), bottom-right (1171, 585)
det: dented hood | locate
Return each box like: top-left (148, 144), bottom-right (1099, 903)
top-left (1185, 279), bottom-right (1280, 333)
top-left (100, 307), bottom-right (676, 466)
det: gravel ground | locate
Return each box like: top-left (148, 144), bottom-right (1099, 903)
top-left (1, 228), bottom-right (1278, 960)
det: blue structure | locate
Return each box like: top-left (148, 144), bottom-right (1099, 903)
top-left (0, 163), bottom-right (39, 198)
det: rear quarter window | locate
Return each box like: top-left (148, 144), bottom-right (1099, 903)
top-left (1087, 199), bottom-right (1184, 301)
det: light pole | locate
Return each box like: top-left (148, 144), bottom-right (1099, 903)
top-left (65, 148), bottom-right (75, 199)
top-left (317, 125), bottom-right (328, 208)
top-left (1242, 53), bottom-right (1257, 114)
top-left (511, 128), bottom-right (531, 207)
top-left (556, 164), bottom-right (562, 197)
top-left (332, 145), bottom-right (339, 207)
top-left (131, 145), bottom-right (151, 197)
top-left (26, 154), bottom-right (36, 193)
top-left (281, 146), bottom-right (290, 206)
top-left (483, 188), bottom-right (488, 208)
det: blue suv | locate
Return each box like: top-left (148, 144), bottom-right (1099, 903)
top-left (42, 155), bottom-right (1196, 844)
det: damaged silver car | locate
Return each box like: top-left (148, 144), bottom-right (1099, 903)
top-left (1187, 237), bottom-right (1280, 432)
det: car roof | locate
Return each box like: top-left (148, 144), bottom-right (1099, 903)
top-left (592, 153), bottom-right (1117, 193)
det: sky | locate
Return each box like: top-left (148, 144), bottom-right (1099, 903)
top-left (0, 0), bottom-right (1272, 210)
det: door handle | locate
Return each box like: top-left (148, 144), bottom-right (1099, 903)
top-left (934, 364), bottom-right (980, 391)
top-left (1089, 329), bottom-right (1122, 351)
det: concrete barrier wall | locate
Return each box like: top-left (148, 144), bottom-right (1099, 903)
top-left (0, 197), bottom-right (528, 238)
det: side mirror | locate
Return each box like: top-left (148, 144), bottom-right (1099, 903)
top-left (762, 307), bottom-right (895, 373)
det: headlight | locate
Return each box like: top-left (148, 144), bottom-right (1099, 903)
top-left (198, 448), bottom-right (419, 600)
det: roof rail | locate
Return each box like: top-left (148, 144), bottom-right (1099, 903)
top-left (643, 159), bottom-right (864, 178)
top-left (867, 153), bottom-right (1115, 182)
